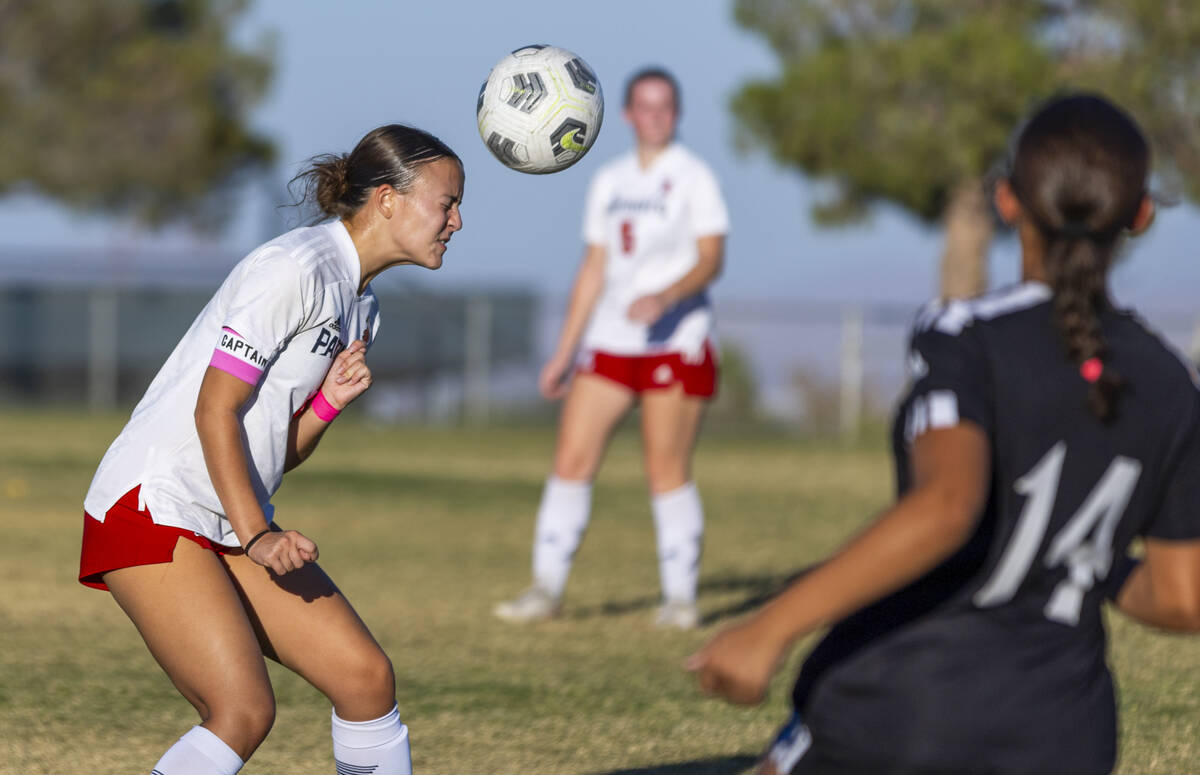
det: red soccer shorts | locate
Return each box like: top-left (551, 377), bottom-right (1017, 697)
top-left (79, 486), bottom-right (235, 591)
top-left (578, 342), bottom-right (718, 398)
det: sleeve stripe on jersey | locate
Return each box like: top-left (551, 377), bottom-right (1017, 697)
top-left (905, 390), bottom-right (960, 442)
top-left (209, 348), bottom-right (263, 385)
top-left (917, 282), bottom-right (1053, 336)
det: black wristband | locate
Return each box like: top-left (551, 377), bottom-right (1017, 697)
top-left (243, 528), bottom-right (271, 555)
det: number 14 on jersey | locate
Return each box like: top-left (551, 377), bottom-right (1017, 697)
top-left (973, 442), bottom-right (1142, 626)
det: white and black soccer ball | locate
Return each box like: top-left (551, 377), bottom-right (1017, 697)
top-left (476, 45), bottom-right (604, 174)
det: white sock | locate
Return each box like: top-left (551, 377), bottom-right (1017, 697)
top-left (653, 482), bottom-right (704, 604)
top-left (151, 726), bottom-right (243, 775)
top-left (332, 704), bottom-right (411, 775)
top-left (531, 476), bottom-right (592, 598)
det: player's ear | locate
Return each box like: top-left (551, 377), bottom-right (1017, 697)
top-left (1128, 193), bottom-right (1155, 236)
top-left (994, 179), bottom-right (1022, 226)
top-left (374, 184), bottom-right (397, 219)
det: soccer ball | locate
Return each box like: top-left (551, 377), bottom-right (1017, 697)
top-left (476, 45), bottom-right (604, 174)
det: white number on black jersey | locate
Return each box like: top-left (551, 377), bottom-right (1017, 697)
top-left (973, 442), bottom-right (1142, 625)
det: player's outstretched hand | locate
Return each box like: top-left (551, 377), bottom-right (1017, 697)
top-left (538, 352), bottom-right (573, 400)
top-left (247, 529), bottom-right (319, 575)
top-left (684, 615), bottom-right (786, 706)
top-left (321, 339), bottom-right (371, 409)
top-left (627, 293), bottom-right (667, 325)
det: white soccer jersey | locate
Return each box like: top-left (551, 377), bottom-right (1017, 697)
top-left (580, 143), bottom-right (730, 357)
top-left (84, 221), bottom-right (380, 546)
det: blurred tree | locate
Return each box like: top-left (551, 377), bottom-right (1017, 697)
top-left (0, 0), bottom-right (274, 229)
top-left (732, 0), bottom-right (1200, 298)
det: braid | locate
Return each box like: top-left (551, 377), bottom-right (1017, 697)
top-left (1044, 236), bottom-right (1124, 422)
top-left (1007, 93), bottom-right (1149, 424)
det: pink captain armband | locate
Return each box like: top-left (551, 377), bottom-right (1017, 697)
top-left (209, 349), bottom-right (263, 385)
top-left (209, 327), bottom-right (266, 386)
top-left (311, 391), bottom-right (341, 422)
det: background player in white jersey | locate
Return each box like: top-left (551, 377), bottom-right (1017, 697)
top-left (687, 94), bottom-right (1200, 774)
top-left (78, 125), bottom-right (463, 775)
top-left (494, 67), bottom-right (730, 629)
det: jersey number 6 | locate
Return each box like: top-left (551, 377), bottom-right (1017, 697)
top-left (973, 442), bottom-right (1142, 626)
top-left (620, 220), bottom-right (635, 254)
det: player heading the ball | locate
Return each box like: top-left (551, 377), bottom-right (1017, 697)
top-left (79, 124), bottom-right (464, 775)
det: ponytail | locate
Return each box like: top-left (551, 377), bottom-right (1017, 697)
top-left (301, 153), bottom-right (355, 220)
top-left (1043, 235), bottom-right (1124, 422)
top-left (1007, 93), bottom-right (1149, 423)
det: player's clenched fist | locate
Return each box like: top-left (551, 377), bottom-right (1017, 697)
top-left (321, 339), bottom-right (372, 409)
top-left (685, 615), bottom-right (787, 707)
top-left (246, 529), bottom-right (319, 575)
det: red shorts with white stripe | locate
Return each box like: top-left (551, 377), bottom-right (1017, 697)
top-left (79, 486), bottom-right (237, 591)
top-left (578, 342), bottom-right (718, 399)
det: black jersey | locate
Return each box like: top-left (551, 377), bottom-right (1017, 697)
top-left (789, 282), bottom-right (1200, 775)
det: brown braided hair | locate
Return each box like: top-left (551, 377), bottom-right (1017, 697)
top-left (290, 124), bottom-right (461, 222)
top-left (1008, 94), bottom-right (1149, 422)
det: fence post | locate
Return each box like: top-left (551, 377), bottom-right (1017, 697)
top-left (464, 294), bottom-right (492, 424)
top-left (840, 306), bottom-right (864, 439)
top-left (88, 287), bottom-right (119, 410)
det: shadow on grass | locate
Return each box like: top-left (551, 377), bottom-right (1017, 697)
top-left (589, 754), bottom-right (759, 774)
top-left (698, 568), bottom-right (814, 627)
top-left (566, 568), bottom-right (814, 626)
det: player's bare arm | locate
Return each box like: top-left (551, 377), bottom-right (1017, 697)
top-left (1116, 539), bottom-right (1200, 631)
top-left (628, 234), bottom-right (724, 325)
top-left (540, 244), bottom-right (607, 399)
top-left (286, 339), bottom-right (372, 471)
top-left (686, 423), bottom-right (990, 705)
top-left (195, 366), bottom-right (317, 574)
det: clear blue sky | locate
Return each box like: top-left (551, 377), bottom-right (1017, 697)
top-left (2, 0), bottom-right (1197, 323)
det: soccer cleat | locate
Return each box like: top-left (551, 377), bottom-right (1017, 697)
top-left (654, 600), bottom-right (700, 630)
top-left (493, 586), bottom-right (562, 623)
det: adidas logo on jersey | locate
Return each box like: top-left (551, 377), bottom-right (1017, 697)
top-left (329, 319), bottom-right (341, 332)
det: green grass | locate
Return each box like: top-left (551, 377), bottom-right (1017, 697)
top-left (1, 410), bottom-right (1196, 773)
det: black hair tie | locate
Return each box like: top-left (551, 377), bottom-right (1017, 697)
top-left (1057, 221), bottom-right (1094, 239)
top-left (243, 528), bottom-right (271, 554)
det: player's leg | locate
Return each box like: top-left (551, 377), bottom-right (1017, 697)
top-left (103, 538), bottom-right (275, 773)
top-left (640, 382), bottom-right (707, 628)
top-left (220, 552), bottom-right (410, 774)
top-left (495, 372), bottom-right (635, 621)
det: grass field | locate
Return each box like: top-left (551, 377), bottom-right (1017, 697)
top-left (2, 409), bottom-right (1198, 774)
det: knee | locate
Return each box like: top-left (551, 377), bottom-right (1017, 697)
top-left (553, 447), bottom-right (598, 482)
top-left (338, 647), bottom-right (396, 713)
top-left (206, 690), bottom-right (275, 756)
top-left (234, 700), bottom-right (277, 749)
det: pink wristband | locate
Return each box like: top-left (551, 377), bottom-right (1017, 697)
top-left (311, 391), bottom-right (341, 422)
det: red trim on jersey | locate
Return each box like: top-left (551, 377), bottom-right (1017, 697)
top-left (578, 342), bottom-right (718, 399)
top-left (78, 486), bottom-right (237, 591)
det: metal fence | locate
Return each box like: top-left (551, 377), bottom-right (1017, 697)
top-left (3, 244), bottom-right (1196, 431)
top-left (0, 283), bottom-right (537, 419)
